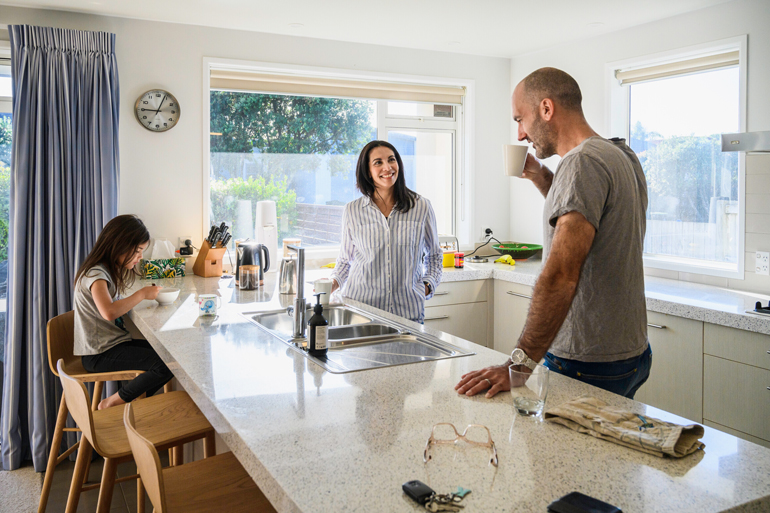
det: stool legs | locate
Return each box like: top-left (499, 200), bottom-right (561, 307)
top-left (38, 395), bottom-right (69, 513)
top-left (137, 478), bottom-right (146, 513)
top-left (204, 431), bottom-right (216, 458)
top-left (96, 457), bottom-right (118, 513)
top-left (65, 435), bottom-right (93, 513)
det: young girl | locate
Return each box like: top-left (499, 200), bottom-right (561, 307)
top-left (73, 214), bottom-right (172, 410)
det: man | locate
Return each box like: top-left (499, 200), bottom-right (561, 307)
top-left (456, 67), bottom-right (651, 399)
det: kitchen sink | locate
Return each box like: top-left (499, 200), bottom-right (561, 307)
top-left (241, 304), bottom-right (475, 373)
top-left (248, 305), bottom-right (372, 335)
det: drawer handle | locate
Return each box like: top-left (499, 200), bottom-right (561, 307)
top-left (506, 291), bottom-right (532, 299)
top-left (424, 315), bottom-right (449, 321)
top-left (432, 291), bottom-right (449, 296)
top-left (647, 323), bottom-right (667, 329)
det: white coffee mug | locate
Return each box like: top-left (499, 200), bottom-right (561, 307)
top-left (313, 278), bottom-right (333, 305)
top-left (198, 294), bottom-right (222, 316)
top-left (503, 144), bottom-right (529, 177)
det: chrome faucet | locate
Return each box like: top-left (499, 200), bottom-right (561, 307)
top-left (286, 245), bottom-right (307, 344)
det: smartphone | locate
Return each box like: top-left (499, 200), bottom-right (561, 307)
top-left (402, 480), bottom-right (435, 505)
top-left (547, 491), bottom-right (622, 513)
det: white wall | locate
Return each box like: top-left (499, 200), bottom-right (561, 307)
top-left (509, 0), bottom-right (770, 294)
top-left (0, 6), bottom-right (511, 249)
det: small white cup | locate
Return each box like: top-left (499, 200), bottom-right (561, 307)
top-left (313, 278), bottom-right (333, 305)
top-left (503, 144), bottom-right (529, 177)
top-left (198, 294), bottom-right (222, 316)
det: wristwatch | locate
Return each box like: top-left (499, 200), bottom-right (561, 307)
top-left (510, 348), bottom-right (538, 370)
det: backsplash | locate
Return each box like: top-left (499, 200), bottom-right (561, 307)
top-left (645, 153), bottom-right (770, 295)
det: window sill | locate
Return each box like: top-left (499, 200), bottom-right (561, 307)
top-left (643, 254), bottom-right (743, 280)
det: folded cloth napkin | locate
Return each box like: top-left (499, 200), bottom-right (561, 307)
top-left (544, 396), bottom-right (705, 458)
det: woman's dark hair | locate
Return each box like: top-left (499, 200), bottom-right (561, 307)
top-left (74, 214), bottom-right (150, 294)
top-left (355, 140), bottom-right (417, 213)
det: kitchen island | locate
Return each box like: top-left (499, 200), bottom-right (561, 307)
top-left (126, 272), bottom-right (770, 512)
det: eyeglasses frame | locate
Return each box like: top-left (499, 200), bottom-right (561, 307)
top-left (423, 422), bottom-right (498, 467)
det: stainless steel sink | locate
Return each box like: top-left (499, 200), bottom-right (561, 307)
top-left (241, 304), bottom-right (475, 373)
top-left (249, 305), bottom-right (372, 335)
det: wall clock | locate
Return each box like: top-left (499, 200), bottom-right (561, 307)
top-left (134, 89), bottom-right (180, 132)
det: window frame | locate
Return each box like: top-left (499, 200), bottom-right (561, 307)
top-left (202, 57), bottom-right (475, 259)
top-left (606, 35), bottom-right (747, 279)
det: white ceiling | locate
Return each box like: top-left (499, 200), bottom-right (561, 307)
top-left (1, 0), bottom-right (733, 58)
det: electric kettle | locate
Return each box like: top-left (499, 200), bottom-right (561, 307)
top-left (236, 241), bottom-right (270, 286)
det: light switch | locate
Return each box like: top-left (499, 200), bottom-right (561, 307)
top-left (756, 251), bottom-right (770, 276)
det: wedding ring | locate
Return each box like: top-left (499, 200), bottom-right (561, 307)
top-left (484, 378), bottom-right (492, 387)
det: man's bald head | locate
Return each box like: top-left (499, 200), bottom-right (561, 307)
top-left (519, 67), bottom-right (583, 114)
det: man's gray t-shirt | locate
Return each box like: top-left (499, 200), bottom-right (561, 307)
top-left (542, 136), bottom-right (648, 362)
top-left (74, 264), bottom-right (132, 356)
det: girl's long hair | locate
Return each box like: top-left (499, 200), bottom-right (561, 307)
top-left (355, 140), bottom-right (417, 213)
top-left (74, 215), bottom-right (150, 294)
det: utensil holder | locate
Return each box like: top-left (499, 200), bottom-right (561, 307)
top-left (193, 240), bottom-right (227, 278)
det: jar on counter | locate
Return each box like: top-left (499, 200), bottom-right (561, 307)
top-left (454, 252), bottom-right (465, 269)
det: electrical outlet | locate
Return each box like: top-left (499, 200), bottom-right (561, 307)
top-left (178, 235), bottom-right (192, 249)
top-left (756, 251), bottom-right (770, 276)
top-left (482, 227), bottom-right (493, 241)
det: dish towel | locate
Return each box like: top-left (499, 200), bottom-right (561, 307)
top-left (544, 396), bottom-right (705, 458)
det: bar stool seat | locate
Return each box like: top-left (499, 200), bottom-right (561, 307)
top-left (39, 310), bottom-right (145, 513)
top-left (124, 402), bottom-right (276, 513)
top-left (58, 359), bottom-right (215, 513)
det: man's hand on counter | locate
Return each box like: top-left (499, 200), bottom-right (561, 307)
top-left (455, 363), bottom-right (511, 398)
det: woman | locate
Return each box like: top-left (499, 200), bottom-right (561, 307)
top-left (330, 140), bottom-right (442, 323)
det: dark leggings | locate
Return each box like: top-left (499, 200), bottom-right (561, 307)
top-left (81, 339), bottom-right (174, 403)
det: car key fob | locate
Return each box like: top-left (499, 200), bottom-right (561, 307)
top-left (402, 479), bottom-right (435, 505)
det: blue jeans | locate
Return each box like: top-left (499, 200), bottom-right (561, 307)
top-left (543, 344), bottom-right (652, 399)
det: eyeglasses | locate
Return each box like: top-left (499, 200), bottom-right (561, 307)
top-left (423, 423), bottom-right (498, 467)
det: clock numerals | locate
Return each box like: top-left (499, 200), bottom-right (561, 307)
top-left (136, 90), bottom-right (179, 132)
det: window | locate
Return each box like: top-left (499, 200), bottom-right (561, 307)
top-left (205, 61), bottom-right (470, 253)
top-left (608, 38), bottom-right (746, 278)
top-left (0, 50), bottom-right (11, 403)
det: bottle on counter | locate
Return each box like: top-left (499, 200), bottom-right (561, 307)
top-left (308, 292), bottom-right (329, 357)
top-left (454, 252), bottom-right (465, 269)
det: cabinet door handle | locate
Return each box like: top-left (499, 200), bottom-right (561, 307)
top-left (424, 315), bottom-right (449, 321)
top-left (432, 291), bottom-right (449, 296)
top-left (506, 291), bottom-right (532, 299)
top-left (647, 323), bottom-right (667, 329)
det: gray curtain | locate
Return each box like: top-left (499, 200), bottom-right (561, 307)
top-left (1, 25), bottom-right (120, 471)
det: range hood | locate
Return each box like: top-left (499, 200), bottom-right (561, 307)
top-left (721, 131), bottom-right (770, 152)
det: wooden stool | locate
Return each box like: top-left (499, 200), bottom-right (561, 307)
top-left (124, 402), bottom-right (276, 513)
top-left (39, 311), bottom-right (150, 513)
top-left (57, 359), bottom-right (215, 513)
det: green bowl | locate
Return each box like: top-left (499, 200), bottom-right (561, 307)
top-left (492, 243), bottom-right (543, 260)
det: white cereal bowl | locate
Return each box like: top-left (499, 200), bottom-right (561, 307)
top-left (155, 288), bottom-right (180, 305)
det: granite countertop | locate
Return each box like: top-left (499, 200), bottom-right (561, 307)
top-left (439, 259), bottom-right (770, 335)
top-left (127, 273), bottom-right (770, 513)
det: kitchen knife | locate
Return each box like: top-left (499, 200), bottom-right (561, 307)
top-left (207, 225), bottom-right (216, 244)
top-left (221, 233), bottom-right (232, 247)
top-left (219, 226), bottom-right (229, 246)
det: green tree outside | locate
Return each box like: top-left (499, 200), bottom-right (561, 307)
top-left (209, 92), bottom-right (374, 242)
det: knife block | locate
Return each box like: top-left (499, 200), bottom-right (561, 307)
top-left (193, 240), bottom-right (227, 278)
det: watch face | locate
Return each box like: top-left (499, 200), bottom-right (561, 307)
top-left (135, 90), bottom-right (180, 132)
top-left (511, 348), bottom-right (524, 364)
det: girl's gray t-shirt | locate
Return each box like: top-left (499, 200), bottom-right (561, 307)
top-left (73, 264), bottom-right (132, 356)
top-left (542, 136), bottom-right (649, 363)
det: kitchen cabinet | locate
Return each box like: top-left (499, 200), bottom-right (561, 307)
top-left (703, 323), bottom-right (770, 444)
top-left (425, 280), bottom-right (491, 347)
top-left (633, 312), bottom-right (703, 422)
top-left (493, 282), bottom-right (533, 356)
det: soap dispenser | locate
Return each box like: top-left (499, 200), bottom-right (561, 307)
top-left (308, 292), bottom-right (328, 357)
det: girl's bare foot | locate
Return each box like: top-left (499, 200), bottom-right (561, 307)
top-left (98, 391), bottom-right (127, 410)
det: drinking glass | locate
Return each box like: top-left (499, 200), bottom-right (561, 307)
top-left (509, 364), bottom-right (549, 417)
